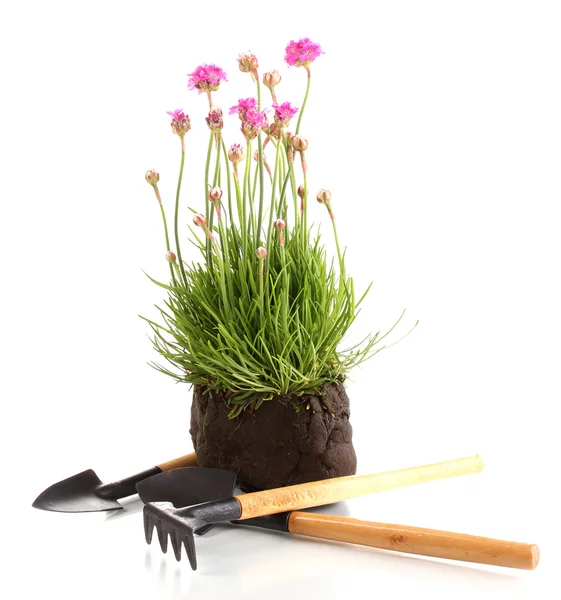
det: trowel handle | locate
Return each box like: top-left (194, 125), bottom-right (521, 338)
top-left (100, 453), bottom-right (199, 499)
top-left (288, 513), bottom-right (539, 570)
top-left (157, 453), bottom-right (198, 472)
top-left (236, 455), bottom-right (484, 520)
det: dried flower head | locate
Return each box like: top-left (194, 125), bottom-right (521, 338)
top-left (237, 52), bottom-right (259, 73)
top-left (229, 97), bottom-right (257, 120)
top-left (291, 135), bottom-right (308, 152)
top-left (285, 38), bottom-right (324, 69)
top-left (206, 106), bottom-right (224, 134)
top-left (272, 101), bottom-right (298, 128)
top-left (263, 70), bottom-right (281, 90)
top-left (228, 143), bottom-right (244, 164)
top-left (145, 169), bottom-right (160, 186)
top-left (167, 109), bottom-right (191, 138)
top-left (165, 251), bottom-right (177, 263)
top-left (187, 64), bottom-right (228, 93)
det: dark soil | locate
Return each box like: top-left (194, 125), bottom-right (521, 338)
top-left (189, 381), bottom-right (357, 490)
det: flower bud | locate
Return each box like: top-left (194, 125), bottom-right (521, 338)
top-left (291, 136), bottom-right (308, 152)
top-left (256, 246), bottom-right (268, 259)
top-left (206, 106), bottom-right (223, 134)
top-left (165, 251), bottom-right (177, 263)
top-left (193, 213), bottom-right (215, 241)
top-left (316, 189), bottom-right (332, 205)
top-left (253, 150), bottom-right (259, 161)
top-left (208, 186), bottom-right (223, 202)
top-left (145, 169), bottom-right (160, 185)
top-left (193, 214), bottom-right (207, 227)
top-left (241, 119), bottom-right (260, 140)
top-left (237, 52), bottom-right (259, 73)
top-left (274, 219), bottom-right (285, 231)
top-left (167, 109), bottom-right (191, 138)
top-left (263, 70), bottom-right (281, 89)
top-left (228, 143), bottom-right (244, 164)
top-left (297, 185), bottom-right (305, 199)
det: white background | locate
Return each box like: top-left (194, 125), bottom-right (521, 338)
top-left (1, 1), bottom-right (560, 598)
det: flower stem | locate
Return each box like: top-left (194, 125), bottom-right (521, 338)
top-left (204, 131), bottom-right (213, 265)
top-left (331, 218), bottom-right (345, 277)
top-left (256, 75), bottom-right (265, 249)
top-left (264, 140), bottom-right (281, 282)
top-left (174, 138), bottom-right (188, 284)
top-left (242, 138), bottom-right (252, 254)
top-left (295, 71), bottom-right (311, 135)
top-left (302, 170), bottom-right (308, 250)
top-left (153, 185), bottom-right (174, 281)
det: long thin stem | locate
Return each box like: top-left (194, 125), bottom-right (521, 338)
top-left (153, 185), bottom-right (174, 281)
top-left (174, 137), bottom-right (187, 284)
top-left (160, 212), bottom-right (175, 282)
top-left (264, 140), bottom-right (281, 283)
top-left (220, 139), bottom-right (234, 226)
top-left (302, 170), bottom-right (308, 251)
top-left (204, 132), bottom-right (214, 265)
top-left (331, 218), bottom-right (345, 277)
top-left (256, 74), bottom-right (265, 251)
top-left (295, 70), bottom-right (311, 135)
top-left (242, 138), bottom-right (252, 255)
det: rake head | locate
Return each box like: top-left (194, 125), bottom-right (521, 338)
top-left (143, 497), bottom-right (242, 570)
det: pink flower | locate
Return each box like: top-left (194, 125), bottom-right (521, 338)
top-left (284, 38), bottom-right (324, 69)
top-left (166, 109), bottom-right (191, 137)
top-left (272, 101), bottom-right (298, 127)
top-left (229, 97), bottom-right (257, 119)
top-left (187, 64), bottom-right (228, 93)
top-left (246, 108), bottom-right (268, 129)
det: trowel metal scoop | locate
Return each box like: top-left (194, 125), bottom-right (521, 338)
top-left (32, 452), bottom-right (198, 512)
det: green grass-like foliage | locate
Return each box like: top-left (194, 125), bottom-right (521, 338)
top-left (143, 54), bottom-right (411, 418)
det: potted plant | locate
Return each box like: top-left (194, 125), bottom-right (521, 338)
top-left (143, 38), bottom-right (413, 491)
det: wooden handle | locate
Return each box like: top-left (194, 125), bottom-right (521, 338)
top-left (237, 454), bottom-right (484, 519)
top-left (288, 513), bottom-right (539, 570)
top-left (157, 452), bottom-right (198, 472)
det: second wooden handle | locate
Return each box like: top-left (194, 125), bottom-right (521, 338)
top-left (288, 513), bottom-right (539, 570)
top-left (237, 454), bottom-right (484, 519)
top-left (157, 452), bottom-right (198, 472)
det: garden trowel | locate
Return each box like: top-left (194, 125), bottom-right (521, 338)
top-left (32, 452), bottom-right (198, 512)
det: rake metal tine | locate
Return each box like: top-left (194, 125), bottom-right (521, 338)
top-left (144, 510), bottom-right (154, 545)
top-left (171, 531), bottom-right (183, 562)
top-left (156, 522), bottom-right (169, 554)
top-left (143, 502), bottom-right (201, 570)
top-left (183, 531), bottom-right (197, 571)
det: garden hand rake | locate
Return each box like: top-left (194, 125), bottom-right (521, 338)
top-left (143, 454), bottom-right (484, 569)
